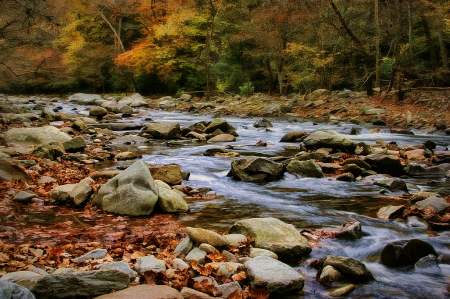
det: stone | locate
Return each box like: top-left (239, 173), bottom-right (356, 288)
top-left (38, 176), bottom-right (57, 186)
top-left (381, 239), bottom-right (437, 267)
top-left (319, 265), bottom-right (346, 284)
top-left (145, 122), bottom-right (181, 139)
top-left (96, 262), bottom-right (135, 279)
top-left (253, 118), bottom-right (273, 128)
top-left (157, 187), bottom-right (190, 213)
top-left (412, 196), bottom-right (449, 215)
top-left (341, 164), bottom-right (362, 177)
top-left (410, 192), bottom-right (439, 204)
top-left (16, 270), bottom-right (129, 299)
top-left (198, 243), bottom-right (217, 254)
top-left (336, 172), bottom-right (355, 182)
top-left (204, 118), bottom-right (236, 135)
top-left (364, 154), bottom-right (404, 176)
top-left (295, 151), bottom-right (331, 163)
top-left (12, 191), bottom-right (35, 203)
top-left (89, 107), bottom-right (108, 118)
top-left (286, 159), bottom-right (325, 178)
top-left (62, 136), bottom-right (86, 153)
top-left (3, 126), bottom-right (71, 148)
top-left (404, 149), bottom-right (426, 160)
top-left (323, 255), bottom-right (373, 283)
top-left (70, 177), bottom-right (94, 205)
top-left (115, 152), bottom-right (138, 161)
top-left (335, 221), bottom-right (362, 240)
top-left (159, 97), bottom-right (179, 109)
top-left (405, 163), bottom-right (450, 176)
top-left (173, 258), bottom-right (189, 271)
top-left (280, 131), bottom-right (307, 142)
top-left (180, 287), bottom-right (214, 299)
top-left (250, 248), bottom-right (278, 259)
top-left (156, 180), bottom-right (171, 190)
top-left (134, 256), bottom-right (166, 274)
top-left (217, 281), bottom-right (242, 299)
top-left (93, 285), bottom-right (182, 299)
top-left (377, 205), bottom-right (405, 220)
top-left (0, 271), bottom-right (43, 283)
top-left (69, 93), bottom-right (102, 105)
top-left (329, 284), bottom-right (356, 297)
top-left (414, 254), bottom-right (440, 274)
top-left (224, 234), bottom-right (247, 247)
top-left (185, 248), bottom-right (207, 265)
top-left (52, 268), bottom-right (77, 275)
top-left (215, 262), bottom-right (242, 277)
top-left (0, 281), bottom-right (36, 299)
top-left (31, 143), bottom-right (65, 160)
top-left (303, 130), bottom-right (356, 152)
top-left (375, 178), bottom-right (408, 192)
top-left (92, 161), bottom-right (159, 216)
top-left (228, 218), bottom-right (311, 259)
top-left (174, 237), bottom-right (193, 257)
top-left (110, 135), bottom-right (148, 144)
top-left (185, 227), bottom-right (229, 247)
top-left (118, 94), bottom-right (148, 107)
top-left (74, 249), bottom-right (107, 264)
top-left (244, 256), bottom-right (304, 294)
top-left (407, 216), bottom-right (430, 229)
top-left (203, 148), bottom-right (228, 156)
top-left (261, 104), bottom-right (281, 116)
top-left (207, 134), bottom-right (236, 142)
top-left (50, 184), bottom-right (76, 201)
top-left (72, 120), bottom-right (87, 131)
top-left (229, 156), bottom-right (285, 182)
top-left (149, 165), bottom-right (182, 185)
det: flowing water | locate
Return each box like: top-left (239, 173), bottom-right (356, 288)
top-left (47, 102), bottom-right (450, 297)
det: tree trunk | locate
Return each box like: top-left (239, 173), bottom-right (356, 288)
top-left (265, 58), bottom-right (275, 95)
top-left (407, 0), bottom-right (414, 59)
top-left (205, 20), bottom-right (213, 100)
top-left (437, 0), bottom-right (449, 70)
top-left (421, 15), bottom-right (439, 70)
top-left (375, 0), bottom-right (381, 88)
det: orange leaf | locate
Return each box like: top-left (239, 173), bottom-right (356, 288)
top-left (232, 271), bottom-right (246, 282)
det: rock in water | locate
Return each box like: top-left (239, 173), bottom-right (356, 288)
top-left (364, 154), bottom-right (404, 176)
top-left (2, 126), bottom-right (72, 147)
top-left (280, 131), bottom-right (307, 142)
top-left (303, 130), bottom-right (356, 152)
top-left (92, 161), bottom-right (159, 216)
top-left (229, 156), bottom-right (285, 182)
top-left (145, 122), bottom-right (181, 139)
top-left (244, 256), bottom-right (304, 294)
top-left (286, 159), bottom-right (325, 178)
top-left (381, 239), bottom-right (437, 267)
top-left (228, 218), bottom-right (311, 259)
top-left (322, 255), bottom-right (373, 283)
top-left (253, 118), bottom-right (273, 128)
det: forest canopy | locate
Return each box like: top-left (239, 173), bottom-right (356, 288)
top-left (0, 0), bottom-right (449, 97)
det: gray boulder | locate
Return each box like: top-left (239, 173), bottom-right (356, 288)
top-left (335, 221), bottom-right (362, 240)
top-left (286, 159), bottom-right (325, 178)
top-left (322, 255), bottom-right (373, 283)
top-left (134, 256), bottom-right (166, 274)
top-left (303, 130), bottom-right (356, 152)
top-left (68, 93), bottom-right (102, 105)
top-left (204, 118), bottom-right (237, 136)
top-left (185, 248), bottom-right (207, 265)
top-left (62, 136), bottom-right (86, 153)
top-left (229, 156), bottom-right (285, 182)
top-left (145, 122), bottom-right (181, 139)
top-left (97, 261), bottom-right (135, 278)
top-left (174, 237), bottom-right (193, 257)
top-left (412, 196), bottom-right (449, 215)
top-left (2, 126), bottom-right (71, 147)
top-left (414, 254), bottom-right (440, 274)
top-left (70, 177), bottom-right (94, 205)
top-left (253, 118), bottom-right (273, 128)
top-left (12, 191), bottom-right (36, 203)
top-left (381, 239), bottom-right (437, 267)
top-left (0, 271), bottom-right (43, 283)
top-left (157, 188), bottom-right (190, 213)
top-left (74, 249), bottom-right (107, 264)
top-left (228, 218), bottom-right (311, 259)
top-left (50, 184), bottom-right (76, 202)
top-left (280, 131), bottom-right (308, 142)
top-left (319, 265), bottom-right (346, 284)
top-left (158, 96), bottom-right (179, 109)
top-left (244, 256), bottom-right (304, 294)
top-left (374, 178), bottom-right (408, 192)
top-left (92, 161), bottom-right (159, 216)
top-left (405, 163), bottom-right (450, 176)
top-left (0, 281), bottom-right (36, 299)
top-left (118, 94), bottom-right (148, 107)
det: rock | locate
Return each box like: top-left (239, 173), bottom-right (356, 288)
top-left (69, 93), bottom-right (102, 105)
top-left (381, 239), bottom-right (437, 267)
top-left (336, 172), bottom-right (355, 182)
top-left (412, 196), bottom-right (449, 215)
top-left (363, 106), bottom-right (385, 115)
top-left (215, 262), bottom-right (243, 277)
top-left (12, 191), bottom-right (35, 203)
top-left (244, 256), bottom-right (304, 294)
top-left (0, 271), bottom-right (43, 283)
top-left (435, 119), bottom-right (447, 130)
top-left (329, 284), bottom-right (356, 297)
top-left (149, 165), bottom-right (182, 185)
top-left (72, 120), bottom-right (87, 131)
top-left (89, 107), bottom-right (108, 118)
top-left (250, 248), bottom-right (278, 259)
top-left (280, 131), bottom-right (307, 142)
top-left (186, 131), bottom-right (207, 141)
top-left (405, 163), bottom-right (450, 176)
top-left (253, 118), bottom-right (273, 128)
top-left (89, 123), bottom-right (142, 131)
top-left (286, 159), bottom-right (325, 178)
top-left (404, 149), bottom-right (426, 160)
top-left (173, 258), bottom-right (190, 271)
top-left (217, 281), bottom-right (242, 299)
top-left (338, 89), bottom-right (352, 98)
top-left (319, 265), bottom-right (346, 284)
top-left (180, 287), bottom-right (214, 299)
top-left (38, 176), bottom-right (57, 185)
top-left (174, 237), bottom-right (193, 257)
top-left (335, 221), bottom-right (362, 239)
top-left (31, 143), bottom-right (65, 160)
top-left (203, 148), bottom-right (228, 156)
top-left (110, 135), bottom-right (147, 145)
top-left (207, 134), bottom-right (236, 142)
top-left (229, 156), bottom-right (285, 182)
top-left (303, 130), bottom-right (356, 152)
top-left (117, 94), bottom-right (147, 107)
top-left (93, 284), bottom-right (182, 299)
top-left (16, 270), bottom-right (129, 299)
top-left (157, 188), bottom-right (190, 213)
top-left (310, 89), bottom-right (330, 97)
top-left (323, 255), bottom-right (373, 283)
top-left (374, 178), bottom-right (408, 192)
top-left (261, 104), bottom-right (281, 116)
top-left (97, 261), bottom-right (135, 278)
top-left (228, 218), bottom-right (311, 259)
top-left (341, 164), bottom-right (362, 177)
top-left (135, 256), bottom-right (166, 274)
top-left (74, 249), bottom-right (107, 264)
top-left (3, 126), bottom-right (71, 147)
top-left (185, 227), bottom-right (229, 247)
top-left (407, 216), bottom-right (430, 229)
top-left (145, 122), bottom-right (181, 139)
top-left (198, 243), bottom-right (217, 254)
top-left (364, 154), bottom-right (404, 176)
top-left (62, 136), bottom-right (86, 153)
top-left (0, 281), bottom-right (36, 299)
top-left (52, 268), bottom-right (77, 275)
top-left (410, 192), bottom-right (439, 204)
top-left (224, 234), bottom-right (247, 247)
top-left (204, 118), bottom-right (236, 135)
top-left (316, 162), bottom-right (343, 173)
top-left (295, 151), bottom-right (331, 163)
top-left (377, 205), bottom-right (405, 220)
top-left (92, 161), bottom-right (159, 216)
top-left (70, 177), bottom-right (94, 205)
top-left (185, 248), bottom-right (207, 265)
top-left (115, 152), bottom-right (138, 161)
top-left (414, 254), bottom-right (440, 274)
top-left (158, 97), bottom-right (179, 109)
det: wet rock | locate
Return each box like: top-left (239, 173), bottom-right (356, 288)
top-left (157, 188), bottom-right (190, 213)
top-left (149, 165), bottom-right (182, 185)
top-left (12, 191), bottom-right (36, 203)
top-left (92, 161), bottom-right (159, 216)
top-left (145, 122), bottom-right (181, 139)
top-left (407, 216), bottom-right (430, 229)
top-left (329, 284), bottom-right (356, 297)
top-left (377, 205), bottom-right (405, 220)
top-left (253, 118), bottom-right (273, 128)
top-left (185, 227), bottom-right (229, 247)
top-left (74, 249), bottom-right (107, 264)
top-left (316, 162), bottom-right (341, 173)
top-left (174, 237), bottom-right (193, 257)
top-left (364, 154), bottom-right (404, 176)
top-left (341, 164), bottom-right (362, 177)
top-left (250, 248), bottom-right (278, 259)
top-left (118, 93), bottom-right (148, 107)
top-left (404, 163), bottom-right (450, 176)
top-left (62, 136), bottom-right (86, 153)
top-left (280, 131), bottom-right (307, 142)
top-left (244, 256), bottom-right (304, 294)
top-left (381, 239), bottom-right (437, 267)
top-left (319, 265), bottom-right (346, 284)
top-left (3, 126), bottom-right (71, 147)
top-left (295, 151), bottom-right (331, 163)
top-left (203, 148), bottom-right (227, 156)
top-left (303, 130), bottom-right (356, 152)
top-left (70, 177), bottom-right (94, 205)
top-left (435, 119), bottom-right (447, 130)
top-left (224, 234), bottom-right (247, 247)
top-left (115, 151), bottom-right (138, 161)
top-left (68, 93), bottom-right (102, 105)
top-left (90, 123), bottom-right (142, 131)
top-left (410, 192), bottom-right (440, 204)
top-left (71, 120), bottom-right (87, 131)
top-left (412, 196), bottom-right (449, 214)
top-left (89, 107), bottom-right (108, 118)
top-left (414, 254), bottom-right (440, 274)
top-left (323, 255), bottom-right (373, 283)
top-left (404, 149), bottom-right (426, 160)
top-left (135, 256), bottom-right (166, 274)
top-left (336, 172), bottom-right (355, 182)
top-left (228, 217), bottom-right (311, 259)
top-left (0, 271), bottom-right (43, 283)
top-left (204, 118), bottom-right (237, 136)
top-left (335, 221), bottom-right (362, 239)
top-left (97, 261), bottom-right (135, 278)
top-left (207, 134), bottom-right (236, 142)
top-left (375, 178), bottom-right (408, 192)
top-left (229, 156), bottom-right (285, 182)
top-left (286, 159), bottom-right (325, 178)
top-left (94, 284), bottom-right (181, 299)
top-left (186, 131), bottom-right (207, 141)
top-left (0, 281), bottom-right (36, 299)
top-left (185, 248), bottom-right (207, 265)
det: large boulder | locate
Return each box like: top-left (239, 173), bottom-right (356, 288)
top-left (93, 285), bottom-right (182, 299)
top-left (145, 122), bottom-right (181, 139)
top-left (244, 256), bottom-right (304, 294)
top-left (0, 281), bottom-right (36, 299)
top-left (228, 218), bottom-right (311, 259)
top-left (89, 107), bottom-right (108, 118)
top-left (404, 163), bottom-right (450, 176)
top-left (208, 134), bottom-right (236, 142)
top-left (118, 94), bottom-right (148, 107)
top-left (157, 188), bottom-right (190, 213)
top-left (0, 161), bottom-right (31, 182)
top-left (286, 159), bottom-right (325, 178)
top-left (303, 130), bottom-right (356, 152)
top-left (134, 256), bottom-right (166, 274)
top-left (149, 165), bottom-right (182, 185)
top-left (68, 93), bottom-right (102, 105)
top-left (412, 196), bottom-right (449, 214)
top-left (16, 270), bottom-right (129, 299)
top-left (280, 132), bottom-right (308, 142)
top-left (2, 126), bottom-right (72, 147)
top-left (381, 239), bottom-right (437, 267)
top-left (62, 136), bottom-right (86, 153)
top-left (229, 157), bottom-right (285, 182)
top-left (204, 118), bottom-right (237, 136)
top-left (364, 154), bottom-right (404, 176)
top-left (322, 255), bottom-right (373, 283)
top-left (92, 161), bottom-right (159, 216)
top-left (158, 96), bottom-right (179, 109)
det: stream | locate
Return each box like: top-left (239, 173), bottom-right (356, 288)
top-left (44, 102), bottom-right (450, 297)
